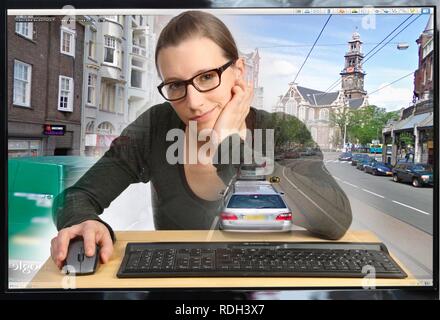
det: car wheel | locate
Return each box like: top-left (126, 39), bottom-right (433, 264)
top-left (412, 178), bottom-right (421, 187)
top-left (372, 170), bottom-right (376, 176)
top-left (393, 174), bottom-right (399, 182)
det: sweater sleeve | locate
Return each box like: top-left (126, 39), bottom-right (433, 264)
top-left (52, 107), bottom-right (154, 241)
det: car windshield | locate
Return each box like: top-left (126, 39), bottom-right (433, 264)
top-left (412, 164), bottom-right (432, 172)
top-left (375, 162), bottom-right (389, 167)
top-left (228, 194), bottom-right (286, 209)
top-left (341, 153), bottom-right (351, 157)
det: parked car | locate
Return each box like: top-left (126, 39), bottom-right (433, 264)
top-left (219, 180), bottom-right (292, 232)
top-left (392, 163), bottom-right (433, 187)
top-left (283, 150), bottom-right (300, 159)
top-left (299, 147), bottom-right (316, 156)
top-left (338, 152), bottom-right (352, 161)
top-left (356, 157), bottom-right (373, 170)
top-left (364, 161), bottom-right (393, 176)
top-left (351, 153), bottom-right (371, 166)
top-left (274, 153), bottom-right (285, 161)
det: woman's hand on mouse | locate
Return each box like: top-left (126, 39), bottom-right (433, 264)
top-left (50, 220), bottom-right (114, 269)
top-left (212, 77), bottom-right (254, 143)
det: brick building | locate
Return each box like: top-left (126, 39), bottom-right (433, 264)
top-left (382, 14), bottom-right (434, 165)
top-left (8, 15), bottom-right (86, 157)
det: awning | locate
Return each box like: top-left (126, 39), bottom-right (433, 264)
top-left (393, 113), bottom-right (431, 132)
top-left (417, 113), bottom-right (433, 129)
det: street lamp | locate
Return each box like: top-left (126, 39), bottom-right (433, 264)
top-left (397, 42), bottom-right (409, 50)
top-left (342, 105), bottom-right (348, 151)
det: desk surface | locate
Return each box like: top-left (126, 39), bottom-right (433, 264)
top-left (28, 230), bottom-right (420, 289)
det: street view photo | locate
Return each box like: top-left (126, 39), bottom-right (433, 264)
top-left (7, 8), bottom-right (434, 288)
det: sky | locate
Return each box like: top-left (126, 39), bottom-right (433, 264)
top-left (219, 12), bottom-right (432, 113)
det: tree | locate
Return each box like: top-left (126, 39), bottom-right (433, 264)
top-left (329, 106), bottom-right (353, 146)
top-left (271, 112), bottom-right (313, 151)
top-left (348, 105), bottom-right (399, 145)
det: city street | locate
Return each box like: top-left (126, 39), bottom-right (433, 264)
top-left (100, 151), bottom-right (434, 282)
top-left (273, 152), bottom-right (433, 283)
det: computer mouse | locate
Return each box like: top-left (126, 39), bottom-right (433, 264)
top-left (65, 237), bottom-right (100, 275)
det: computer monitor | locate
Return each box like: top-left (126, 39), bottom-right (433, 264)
top-left (2, 0), bottom-right (438, 300)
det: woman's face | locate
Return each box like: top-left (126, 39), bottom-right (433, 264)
top-left (157, 37), bottom-right (244, 133)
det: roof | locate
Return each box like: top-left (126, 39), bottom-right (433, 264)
top-left (394, 113), bottom-right (432, 131)
top-left (424, 14), bottom-right (433, 34)
top-left (347, 97), bottom-right (365, 109)
top-left (296, 86), bottom-right (339, 106)
top-left (233, 181), bottom-right (278, 195)
top-left (418, 113), bottom-right (433, 128)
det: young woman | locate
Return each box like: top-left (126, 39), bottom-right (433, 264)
top-left (50, 11), bottom-right (352, 268)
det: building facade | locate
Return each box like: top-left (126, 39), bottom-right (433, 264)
top-left (240, 48), bottom-right (264, 110)
top-left (382, 14), bottom-right (434, 165)
top-left (8, 15), bottom-right (86, 157)
top-left (81, 15), bottom-right (160, 156)
top-left (273, 31), bottom-right (368, 151)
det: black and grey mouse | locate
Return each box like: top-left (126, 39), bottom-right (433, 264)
top-left (65, 237), bottom-right (100, 275)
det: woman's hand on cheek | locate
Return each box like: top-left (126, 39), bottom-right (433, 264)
top-left (212, 78), bottom-right (254, 143)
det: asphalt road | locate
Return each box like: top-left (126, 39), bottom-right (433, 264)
top-left (323, 152), bottom-right (433, 234)
top-left (272, 152), bottom-right (433, 281)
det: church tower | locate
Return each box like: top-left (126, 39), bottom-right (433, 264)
top-left (340, 29), bottom-right (367, 99)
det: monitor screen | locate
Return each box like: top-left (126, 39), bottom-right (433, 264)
top-left (5, 2), bottom-right (437, 294)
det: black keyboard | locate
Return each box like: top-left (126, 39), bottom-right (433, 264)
top-left (117, 242), bottom-right (407, 279)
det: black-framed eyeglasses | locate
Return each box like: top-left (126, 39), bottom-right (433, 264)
top-left (157, 60), bottom-right (235, 101)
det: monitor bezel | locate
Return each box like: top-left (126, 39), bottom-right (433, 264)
top-left (1, 0), bottom-right (438, 299)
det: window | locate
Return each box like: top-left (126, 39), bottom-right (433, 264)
top-left (425, 66), bottom-right (429, 85)
top-left (86, 121), bottom-right (95, 133)
top-left (299, 106), bottom-right (306, 121)
top-left (116, 86), bottom-right (124, 113)
top-left (131, 69), bottom-right (143, 88)
top-left (58, 76), bottom-right (74, 112)
top-left (13, 60), bottom-right (32, 107)
top-left (104, 36), bottom-right (117, 64)
top-left (422, 64), bottom-right (427, 85)
top-left (15, 16), bottom-right (33, 40)
top-left (311, 127), bottom-right (318, 142)
top-left (429, 61), bottom-right (433, 81)
top-left (319, 108), bottom-right (329, 121)
top-left (97, 121), bottom-right (115, 135)
top-left (8, 139), bottom-right (41, 158)
top-left (87, 73), bottom-right (97, 106)
top-left (60, 27), bottom-right (75, 57)
top-left (88, 28), bottom-right (96, 59)
top-left (100, 80), bottom-right (115, 112)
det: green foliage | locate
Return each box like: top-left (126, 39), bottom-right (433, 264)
top-left (271, 112), bottom-right (314, 150)
top-left (331, 105), bottom-right (400, 145)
